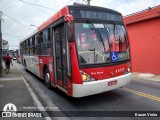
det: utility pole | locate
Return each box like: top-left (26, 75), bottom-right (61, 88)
top-left (74, 0), bottom-right (91, 5)
top-left (0, 11), bottom-right (2, 77)
top-left (87, 0), bottom-right (91, 5)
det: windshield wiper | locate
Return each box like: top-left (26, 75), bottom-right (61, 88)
top-left (87, 20), bottom-right (103, 42)
top-left (103, 27), bottom-right (112, 54)
top-left (86, 20), bottom-right (106, 52)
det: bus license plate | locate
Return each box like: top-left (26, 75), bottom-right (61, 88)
top-left (108, 80), bottom-right (117, 86)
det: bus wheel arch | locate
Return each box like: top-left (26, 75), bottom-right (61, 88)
top-left (43, 65), bottom-right (52, 89)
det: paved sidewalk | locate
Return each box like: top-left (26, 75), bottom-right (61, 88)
top-left (0, 61), bottom-right (45, 119)
top-left (1, 61), bottom-right (21, 79)
top-left (132, 72), bottom-right (160, 83)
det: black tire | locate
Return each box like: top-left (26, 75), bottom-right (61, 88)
top-left (24, 60), bottom-right (28, 72)
top-left (44, 68), bottom-right (52, 89)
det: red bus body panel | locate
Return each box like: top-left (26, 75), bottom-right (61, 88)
top-left (38, 56), bottom-right (54, 80)
top-left (38, 6), bottom-right (69, 31)
top-left (70, 42), bottom-right (82, 84)
top-left (17, 50), bottom-right (21, 63)
top-left (81, 64), bottom-right (128, 80)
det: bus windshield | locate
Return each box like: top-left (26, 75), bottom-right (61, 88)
top-left (74, 22), bottom-right (130, 65)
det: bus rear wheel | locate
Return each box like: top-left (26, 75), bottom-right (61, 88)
top-left (24, 60), bottom-right (28, 72)
top-left (44, 68), bottom-right (52, 89)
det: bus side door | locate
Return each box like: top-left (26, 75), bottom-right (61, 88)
top-left (53, 23), bottom-right (68, 91)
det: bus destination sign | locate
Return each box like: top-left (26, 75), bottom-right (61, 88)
top-left (70, 10), bottom-right (122, 22)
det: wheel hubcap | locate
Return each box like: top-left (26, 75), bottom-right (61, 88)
top-left (45, 73), bottom-right (50, 83)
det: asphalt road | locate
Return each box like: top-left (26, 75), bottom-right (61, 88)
top-left (14, 62), bottom-right (160, 120)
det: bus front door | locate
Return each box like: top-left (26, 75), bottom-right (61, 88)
top-left (53, 23), bottom-right (68, 91)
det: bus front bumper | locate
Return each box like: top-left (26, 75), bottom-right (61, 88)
top-left (72, 73), bottom-right (131, 97)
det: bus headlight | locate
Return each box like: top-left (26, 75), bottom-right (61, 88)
top-left (126, 64), bottom-right (131, 74)
top-left (127, 67), bottom-right (131, 72)
top-left (80, 70), bottom-right (96, 82)
top-left (82, 74), bottom-right (89, 81)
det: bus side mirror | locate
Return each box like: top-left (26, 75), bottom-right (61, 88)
top-left (66, 22), bottom-right (73, 42)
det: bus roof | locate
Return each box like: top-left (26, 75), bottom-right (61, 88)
top-left (20, 5), bottom-right (122, 43)
top-left (20, 5), bottom-right (69, 43)
top-left (38, 6), bottom-right (69, 31)
top-left (20, 29), bottom-right (38, 43)
top-left (68, 5), bottom-right (121, 15)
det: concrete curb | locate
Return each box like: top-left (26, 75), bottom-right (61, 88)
top-left (0, 77), bottom-right (22, 81)
top-left (22, 75), bottom-right (70, 120)
top-left (22, 76), bottom-right (52, 120)
top-left (132, 76), bottom-right (160, 83)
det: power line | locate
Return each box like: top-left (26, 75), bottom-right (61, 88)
top-left (2, 18), bottom-right (31, 31)
top-left (66, 0), bottom-right (74, 5)
top-left (2, 33), bottom-right (25, 38)
top-left (18, 0), bottom-right (57, 11)
top-left (18, 0), bottom-right (53, 15)
top-left (2, 12), bottom-right (33, 30)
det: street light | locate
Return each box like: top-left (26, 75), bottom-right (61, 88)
top-left (30, 24), bottom-right (38, 28)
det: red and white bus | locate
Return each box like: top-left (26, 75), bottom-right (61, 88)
top-left (20, 5), bottom-right (131, 97)
top-left (16, 49), bottom-right (21, 63)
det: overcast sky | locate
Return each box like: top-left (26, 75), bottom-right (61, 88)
top-left (1, 0), bottom-right (160, 50)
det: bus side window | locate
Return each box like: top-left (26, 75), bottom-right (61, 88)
top-left (40, 28), bottom-right (51, 55)
top-left (48, 28), bottom-right (50, 41)
top-left (46, 28), bottom-right (51, 55)
top-left (32, 36), bottom-right (36, 55)
top-left (46, 43), bottom-right (51, 55)
top-left (35, 34), bottom-right (41, 55)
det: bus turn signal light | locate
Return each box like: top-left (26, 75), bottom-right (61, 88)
top-left (125, 63), bottom-right (131, 74)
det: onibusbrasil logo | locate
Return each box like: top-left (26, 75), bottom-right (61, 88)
top-left (2, 103), bottom-right (17, 117)
top-left (2, 103), bottom-right (42, 118)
